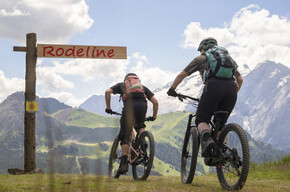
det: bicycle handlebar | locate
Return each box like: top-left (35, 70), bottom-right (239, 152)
top-left (109, 110), bottom-right (155, 122)
top-left (176, 93), bottom-right (199, 102)
top-left (144, 117), bottom-right (155, 122)
top-left (109, 110), bottom-right (122, 116)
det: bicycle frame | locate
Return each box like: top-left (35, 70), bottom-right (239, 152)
top-left (128, 129), bottom-right (142, 164)
top-left (176, 93), bottom-right (249, 190)
top-left (186, 113), bottom-right (195, 132)
top-left (179, 93), bottom-right (223, 143)
top-left (178, 94), bottom-right (227, 161)
top-left (109, 110), bottom-right (149, 165)
top-left (108, 110), bottom-right (155, 180)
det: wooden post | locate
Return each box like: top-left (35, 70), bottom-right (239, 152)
top-left (12, 34), bottom-right (127, 174)
top-left (24, 33), bottom-right (37, 172)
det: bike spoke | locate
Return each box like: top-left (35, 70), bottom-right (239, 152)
top-left (222, 166), bottom-right (241, 177)
top-left (216, 124), bottom-right (250, 191)
top-left (132, 131), bottom-right (154, 180)
top-left (181, 127), bottom-right (199, 184)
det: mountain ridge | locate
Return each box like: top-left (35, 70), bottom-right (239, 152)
top-left (78, 60), bottom-right (290, 152)
top-left (0, 91), bottom-right (287, 174)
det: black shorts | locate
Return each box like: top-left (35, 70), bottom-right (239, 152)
top-left (119, 99), bottom-right (147, 145)
top-left (195, 77), bottom-right (237, 128)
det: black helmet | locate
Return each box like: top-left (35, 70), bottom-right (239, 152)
top-left (124, 73), bottom-right (137, 81)
top-left (197, 37), bottom-right (218, 51)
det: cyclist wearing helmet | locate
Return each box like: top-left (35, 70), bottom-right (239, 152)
top-left (105, 73), bottom-right (159, 174)
top-left (167, 37), bottom-right (243, 157)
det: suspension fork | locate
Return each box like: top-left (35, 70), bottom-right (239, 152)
top-left (186, 114), bottom-right (195, 132)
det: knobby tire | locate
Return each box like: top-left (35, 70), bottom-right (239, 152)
top-left (216, 123), bottom-right (250, 191)
top-left (181, 126), bottom-right (200, 184)
top-left (132, 131), bottom-right (155, 180)
top-left (108, 136), bottom-right (121, 179)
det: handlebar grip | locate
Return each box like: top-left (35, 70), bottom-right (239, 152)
top-left (110, 111), bottom-right (122, 115)
top-left (177, 93), bottom-right (199, 102)
top-left (145, 117), bottom-right (155, 121)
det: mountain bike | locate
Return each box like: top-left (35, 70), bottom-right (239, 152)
top-left (177, 93), bottom-right (250, 191)
top-left (108, 111), bottom-right (155, 180)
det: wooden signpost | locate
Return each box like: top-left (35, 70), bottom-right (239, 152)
top-left (13, 33), bottom-right (127, 173)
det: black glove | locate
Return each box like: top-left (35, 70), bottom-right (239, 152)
top-left (105, 108), bottom-right (113, 114)
top-left (167, 88), bottom-right (178, 97)
top-left (147, 116), bottom-right (156, 121)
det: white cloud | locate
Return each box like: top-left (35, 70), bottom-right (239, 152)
top-left (0, 8), bottom-right (29, 16)
top-left (0, 0), bottom-right (93, 43)
top-left (181, 22), bottom-right (234, 49)
top-left (46, 91), bottom-right (87, 107)
top-left (181, 4), bottom-right (290, 70)
top-left (132, 52), bottom-right (149, 63)
top-left (36, 66), bottom-right (74, 92)
top-left (38, 58), bottom-right (129, 82)
top-left (35, 52), bottom-right (173, 93)
top-left (130, 53), bottom-right (177, 91)
top-left (0, 70), bottom-right (24, 100)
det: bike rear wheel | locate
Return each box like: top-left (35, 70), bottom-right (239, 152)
top-left (132, 131), bottom-right (154, 180)
top-left (181, 126), bottom-right (200, 184)
top-left (108, 136), bottom-right (122, 178)
top-left (216, 123), bottom-right (250, 191)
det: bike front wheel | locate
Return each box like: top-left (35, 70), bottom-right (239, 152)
top-left (181, 126), bottom-right (200, 184)
top-left (108, 136), bottom-right (122, 179)
top-left (132, 131), bottom-right (155, 180)
top-left (216, 123), bottom-right (250, 191)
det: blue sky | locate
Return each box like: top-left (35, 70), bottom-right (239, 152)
top-left (0, 0), bottom-right (289, 106)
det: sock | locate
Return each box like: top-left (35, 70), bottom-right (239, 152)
top-left (122, 155), bottom-right (128, 164)
top-left (201, 130), bottom-right (211, 142)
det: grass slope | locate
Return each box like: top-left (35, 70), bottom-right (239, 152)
top-left (53, 108), bottom-right (120, 128)
top-left (1, 155), bottom-right (289, 192)
top-left (46, 110), bottom-right (286, 176)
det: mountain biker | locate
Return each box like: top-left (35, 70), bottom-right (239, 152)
top-left (105, 73), bottom-right (159, 175)
top-left (167, 37), bottom-right (243, 158)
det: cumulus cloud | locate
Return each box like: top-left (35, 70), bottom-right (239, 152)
top-left (181, 4), bottom-right (290, 70)
top-left (38, 58), bottom-right (129, 82)
top-left (36, 66), bottom-right (74, 92)
top-left (181, 22), bottom-right (234, 49)
top-left (130, 52), bottom-right (177, 91)
top-left (0, 0), bottom-right (93, 43)
top-left (33, 51), bottom-right (175, 106)
top-left (35, 52), bottom-right (173, 91)
top-left (0, 70), bottom-right (24, 100)
top-left (45, 91), bottom-right (87, 107)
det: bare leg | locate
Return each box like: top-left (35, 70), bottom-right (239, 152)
top-left (118, 144), bottom-right (129, 174)
top-left (198, 122), bottom-right (215, 157)
top-left (121, 144), bottom-right (129, 156)
top-left (197, 122), bottom-right (211, 135)
top-left (139, 128), bottom-right (145, 136)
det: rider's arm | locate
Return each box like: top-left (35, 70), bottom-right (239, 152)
top-left (170, 71), bottom-right (189, 89)
top-left (171, 55), bottom-right (207, 89)
top-left (149, 96), bottom-right (159, 119)
top-left (105, 88), bottom-right (113, 109)
top-left (234, 72), bottom-right (243, 92)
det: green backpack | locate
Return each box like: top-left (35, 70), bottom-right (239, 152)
top-left (203, 46), bottom-right (237, 82)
